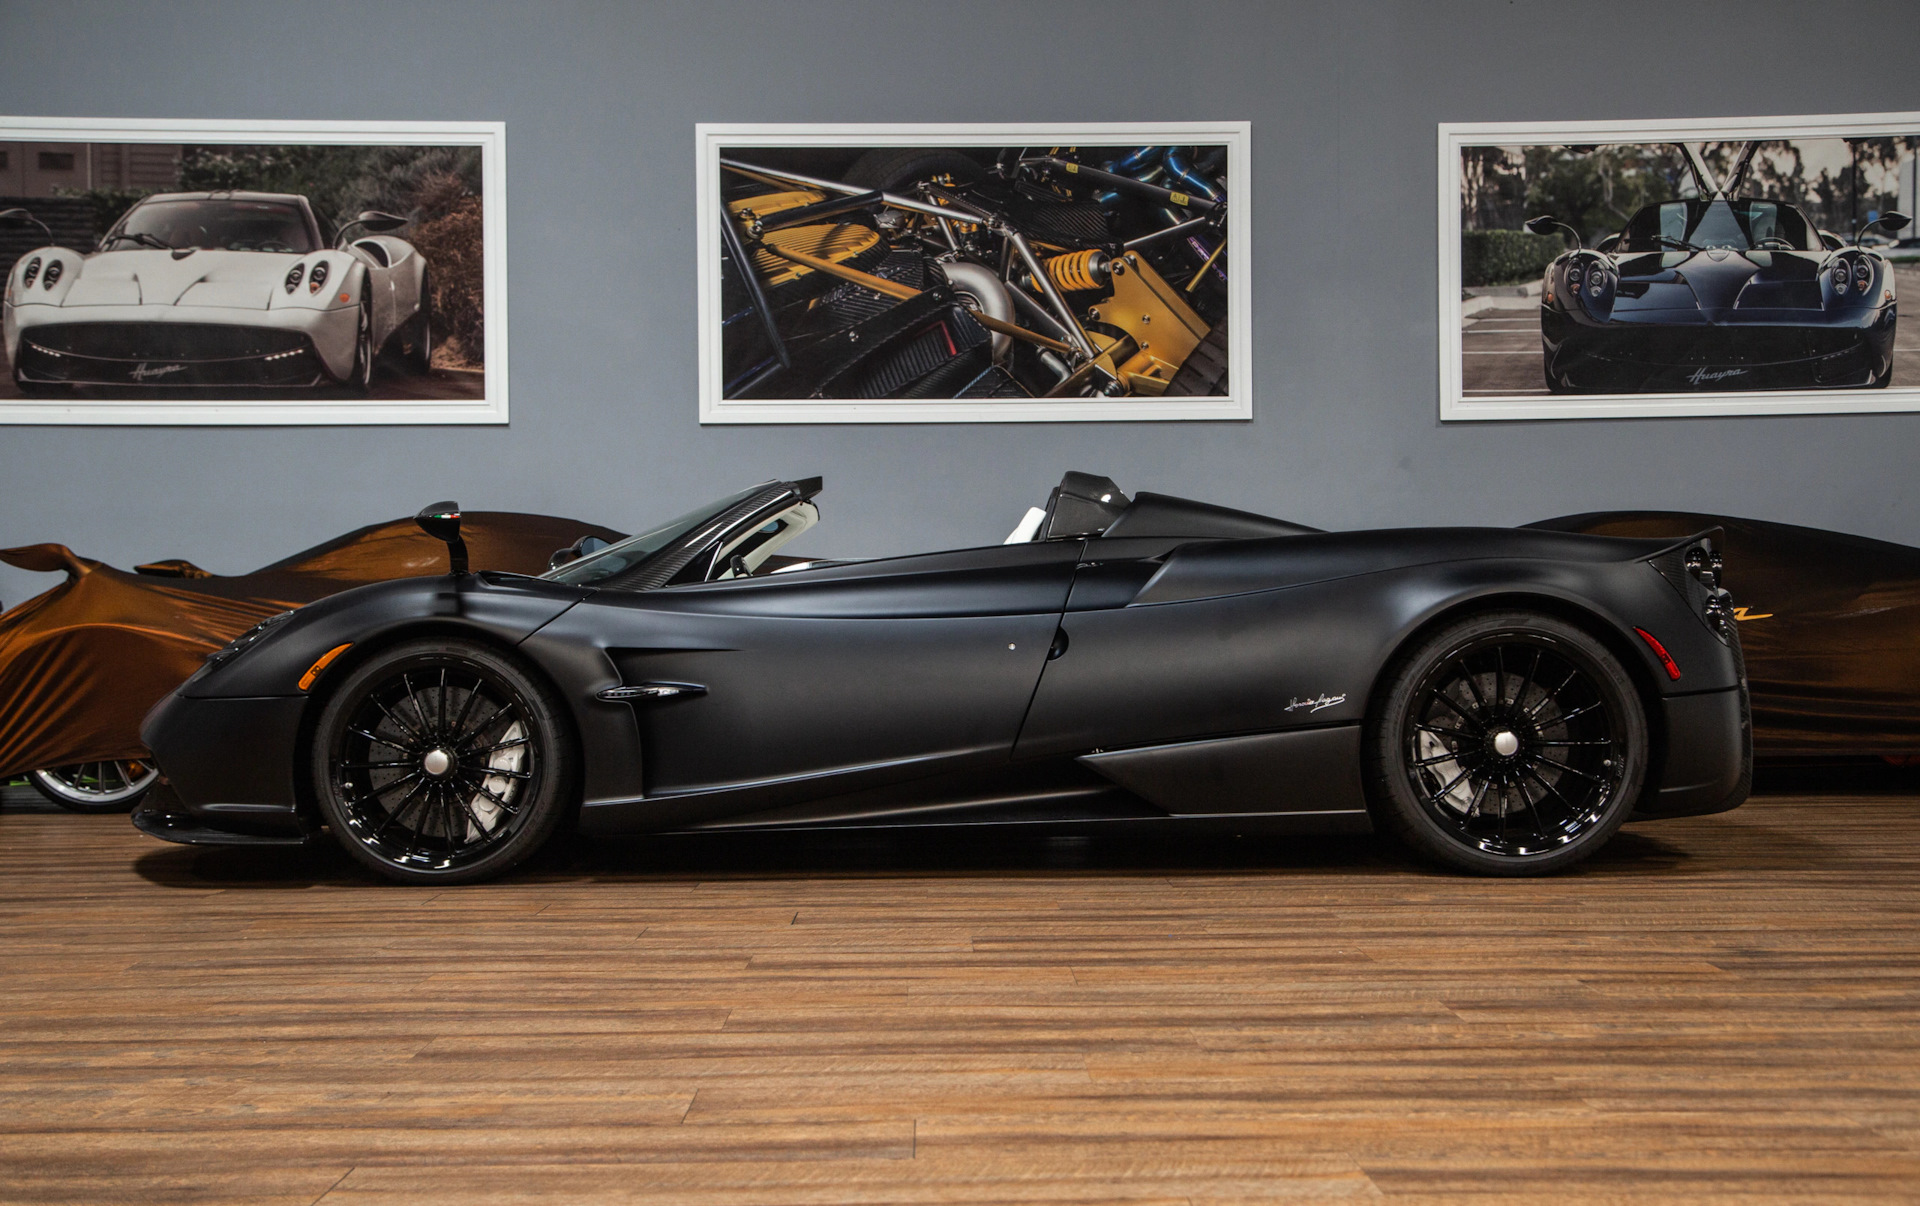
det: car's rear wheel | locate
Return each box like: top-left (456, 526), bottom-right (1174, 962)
top-left (1365, 611), bottom-right (1647, 876)
top-left (311, 639), bottom-right (577, 884)
top-left (28, 760), bottom-right (159, 813)
top-left (843, 148), bottom-right (986, 193)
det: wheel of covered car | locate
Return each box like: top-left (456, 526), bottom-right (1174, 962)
top-left (27, 760), bottom-right (159, 813)
top-left (1365, 610), bottom-right (1647, 876)
top-left (404, 266), bottom-right (433, 374)
top-left (348, 289), bottom-right (375, 394)
top-left (312, 639), bottom-right (576, 884)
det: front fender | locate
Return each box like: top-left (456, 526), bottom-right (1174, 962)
top-left (180, 573), bottom-right (589, 701)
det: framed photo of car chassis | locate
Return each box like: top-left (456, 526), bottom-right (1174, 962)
top-left (1441, 111), bottom-right (1920, 421)
top-left (0, 115), bottom-right (506, 425)
top-left (696, 121), bottom-right (1251, 423)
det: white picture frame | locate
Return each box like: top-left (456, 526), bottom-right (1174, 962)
top-left (0, 115), bottom-right (506, 425)
top-left (696, 121), bottom-right (1251, 424)
top-left (1439, 112), bottom-right (1920, 421)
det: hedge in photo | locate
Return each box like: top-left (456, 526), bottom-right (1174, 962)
top-left (1462, 230), bottom-right (1566, 287)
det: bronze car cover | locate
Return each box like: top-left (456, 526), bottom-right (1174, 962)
top-left (0, 512), bottom-right (621, 780)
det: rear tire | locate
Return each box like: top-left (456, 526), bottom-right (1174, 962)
top-left (844, 148), bottom-right (986, 193)
top-left (311, 638), bottom-right (577, 884)
top-left (1365, 610), bottom-right (1647, 876)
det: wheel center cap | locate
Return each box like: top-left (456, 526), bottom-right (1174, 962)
top-left (1491, 730), bottom-right (1521, 758)
top-left (422, 748), bottom-right (455, 777)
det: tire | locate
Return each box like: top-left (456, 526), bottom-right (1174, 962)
top-left (403, 267), bottom-right (433, 374)
top-left (310, 638), bottom-right (577, 885)
top-left (345, 287), bottom-right (375, 394)
top-left (1364, 610), bottom-right (1648, 876)
top-left (843, 148), bottom-right (986, 193)
top-left (28, 760), bottom-right (158, 813)
top-left (1165, 315), bottom-right (1228, 396)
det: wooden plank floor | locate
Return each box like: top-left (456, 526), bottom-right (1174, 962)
top-left (5, 775), bottom-right (1920, 1204)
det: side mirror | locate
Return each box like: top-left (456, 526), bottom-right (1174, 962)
top-left (0, 207), bottom-right (52, 239)
top-left (335, 210), bottom-right (410, 246)
top-left (355, 210), bottom-right (410, 233)
top-left (1596, 234), bottom-right (1622, 253)
top-left (1880, 211), bottom-right (1911, 234)
top-left (415, 501), bottom-right (469, 575)
top-left (1523, 214), bottom-right (1582, 249)
top-left (548, 534), bottom-right (609, 570)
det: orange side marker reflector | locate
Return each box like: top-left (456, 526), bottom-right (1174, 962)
top-left (338, 292), bottom-right (350, 303)
top-left (1633, 628), bottom-right (1681, 681)
top-left (299, 643), bottom-right (353, 691)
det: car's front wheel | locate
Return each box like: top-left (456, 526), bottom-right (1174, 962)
top-left (1365, 610), bottom-right (1647, 875)
top-left (28, 760), bottom-right (159, 813)
top-left (311, 638), bottom-right (577, 884)
top-left (346, 289), bottom-right (375, 394)
top-left (402, 266), bottom-right (433, 374)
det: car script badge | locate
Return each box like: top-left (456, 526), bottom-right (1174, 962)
top-left (130, 362), bottom-right (187, 382)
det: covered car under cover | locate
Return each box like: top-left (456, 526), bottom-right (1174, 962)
top-left (0, 511), bottom-right (622, 781)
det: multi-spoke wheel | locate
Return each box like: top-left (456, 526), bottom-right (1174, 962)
top-left (311, 639), bottom-right (576, 884)
top-left (1366, 611), bottom-right (1647, 875)
top-left (28, 760), bottom-right (159, 813)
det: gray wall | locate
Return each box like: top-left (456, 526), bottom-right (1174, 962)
top-left (4, 0), bottom-right (1919, 608)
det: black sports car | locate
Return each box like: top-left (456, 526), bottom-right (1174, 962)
top-left (134, 474), bottom-right (1751, 883)
top-left (1531, 141), bottom-right (1907, 393)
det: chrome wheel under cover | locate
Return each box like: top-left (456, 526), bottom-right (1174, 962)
top-left (29, 759), bottom-right (159, 807)
top-left (1402, 632), bottom-right (1626, 858)
top-left (328, 661), bottom-right (538, 872)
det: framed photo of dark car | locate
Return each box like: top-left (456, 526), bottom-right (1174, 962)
top-left (1440, 113), bottom-right (1920, 420)
top-left (696, 122), bottom-right (1250, 423)
top-left (0, 116), bottom-right (505, 425)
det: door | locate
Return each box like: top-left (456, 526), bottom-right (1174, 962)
top-left (577, 540), bottom-right (1082, 798)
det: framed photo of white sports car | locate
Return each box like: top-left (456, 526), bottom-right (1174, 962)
top-left (1440, 112), bottom-right (1920, 421)
top-left (696, 122), bottom-right (1251, 423)
top-left (0, 116), bottom-right (505, 425)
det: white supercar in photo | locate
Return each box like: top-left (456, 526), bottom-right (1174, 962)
top-left (3, 190), bottom-right (431, 393)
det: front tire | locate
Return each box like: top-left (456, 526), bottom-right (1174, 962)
top-left (402, 267), bottom-right (433, 374)
top-left (28, 760), bottom-right (159, 813)
top-left (311, 639), bottom-right (577, 884)
top-left (346, 288), bottom-right (375, 394)
top-left (1365, 611), bottom-right (1648, 876)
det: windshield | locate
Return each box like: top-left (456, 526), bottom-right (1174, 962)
top-left (110, 198), bottom-right (316, 253)
top-left (543, 486), bottom-right (764, 586)
top-left (1614, 198), bottom-right (1819, 253)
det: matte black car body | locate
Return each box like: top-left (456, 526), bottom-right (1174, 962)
top-left (1534, 143), bottom-right (1902, 393)
top-left (136, 475), bottom-right (1750, 862)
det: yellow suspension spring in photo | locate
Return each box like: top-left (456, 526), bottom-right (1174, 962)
top-left (1038, 249), bottom-right (1112, 293)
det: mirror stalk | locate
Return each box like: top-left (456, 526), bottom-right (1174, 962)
top-left (415, 502), bottom-right (469, 576)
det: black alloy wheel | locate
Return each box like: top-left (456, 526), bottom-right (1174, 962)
top-left (1366, 611), bottom-right (1647, 875)
top-left (312, 639), bottom-right (576, 884)
top-left (28, 759), bottom-right (159, 812)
